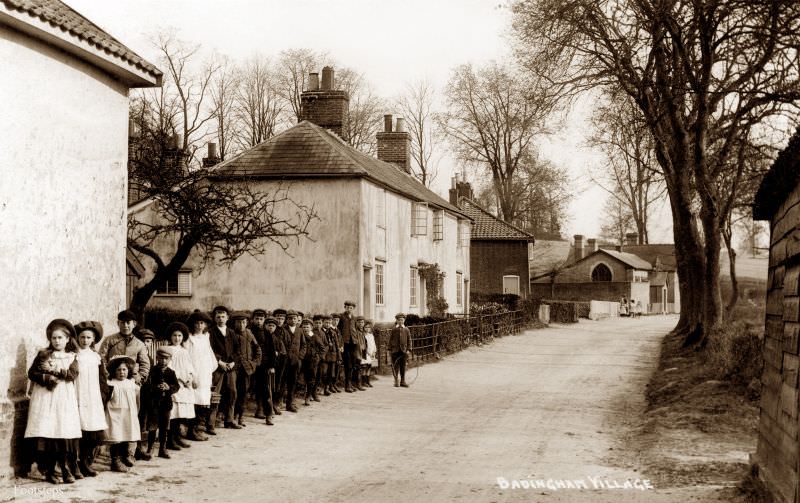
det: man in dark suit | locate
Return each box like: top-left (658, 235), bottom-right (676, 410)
top-left (209, 305), bottom-right (240, 429)
top-left (271, 308), bottom-right (288, 413)
top-left (389, 313), bottom-right (412, 388)
top-left (280, 309), bottom-right (305, 412)
top-left (337, 300), bottom-right (360, 392)
top-left (232, 311), bottom-right (261, 427)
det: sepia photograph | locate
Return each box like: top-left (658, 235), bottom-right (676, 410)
top-left (1, 0), bottom-right (798, 501)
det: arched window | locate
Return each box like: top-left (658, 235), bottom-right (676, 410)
top-left (591, 263), bottom-right (612, 282)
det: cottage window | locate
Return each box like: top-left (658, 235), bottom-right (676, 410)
top-left (376, 263), bottom-right (385, 305)
top-left (457, 221), bottom-right (470, 248)
top-left (591, 263), bottom-right (612, 282)
top-left (156, 270), bottom-right (192, 296)
top-left (412, 202), bottom-right (428, 236)
top-left (433, 210), bottom-right (444, 240)
top-left (456, 272), bottom-right (463, 305)
top-left (410, 267), bottom-right (418, 307)
top-left (376, 189), bottom-right (386, 229)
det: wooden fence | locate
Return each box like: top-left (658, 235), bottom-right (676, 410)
top-left (373, 310), bottom-right (535, 372)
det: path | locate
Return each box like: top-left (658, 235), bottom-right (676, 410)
top-left (8, 315), bottom-right (729, 502)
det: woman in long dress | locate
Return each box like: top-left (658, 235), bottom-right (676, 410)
top-left (25, 319), bottom-right (82, 484)
top-left (183, 310), bottom-right (217, 440)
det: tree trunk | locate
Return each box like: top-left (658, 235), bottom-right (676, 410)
top-left (723, 230), bottom-right (739, 317)
top-left (129, 238), bottom-right (197, 322)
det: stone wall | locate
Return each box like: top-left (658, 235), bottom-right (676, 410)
top-left (754, 180), bottom-right (800, 503)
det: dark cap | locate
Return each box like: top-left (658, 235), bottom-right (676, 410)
top-left (117, 310), bottom-right (137, 322)
top-left (300, 318), bottom-right (312, 326)
top-left (230, 311), bottom-right (250, 321)
top-left (296, 311), bottom-right (305, 318)
top-left (74, 320), bottom-right (103, 343)
top-left (187, 310), bottom-right (213, 326)
top-left (212, 305), bottom-right (230, 315)
top-left (395, 312), bottom-right (406, 319)
top-left (137, 328), bottom-right (155, 341)
top-left (286, 309), bottom-right (298, 317)
top-left (312, 314), bottom-right (324, 321)
top-left (156, 347), bottom-right (173, 358)
top-left (264, 316), bottom-right (279, 326)
top-left (273, 308), bottom-right (287, 317)
top-left (330, 313), bottom-right (340, 319)
top-left (344, 300), bottom-right (356, 307)
top-left (355, 315), bottom-right (365, 322)
top-left (252, 309), bottom-right (268, 317)
top-left (46, 319), bottom-right (76, 340)
top-left (322, 313), bottom-right (333, 320)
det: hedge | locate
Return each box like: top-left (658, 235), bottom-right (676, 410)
top-left (541, 300), bottom-right (579, 323)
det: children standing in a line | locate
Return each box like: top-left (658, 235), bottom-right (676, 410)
top-left (105, 355), bottom-right (140, 472)
top-left (362, 320), bottom-right (377, 388)
top-left (24, 319), bottom-right (82, 484)
top-left (184, 310), bottom-right (217, 440)
top-left (73, 321), bottom-right (108, 478)
top-left (146, 347), bottom-right (179, 458)
top-left (164, 322), bottom-right (195, 449)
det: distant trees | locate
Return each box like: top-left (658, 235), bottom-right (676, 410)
top-left (396, 79), bottom-right (441, 187)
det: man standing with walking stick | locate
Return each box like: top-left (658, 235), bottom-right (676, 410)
top-left (389, 313), bottom-right (412, 388)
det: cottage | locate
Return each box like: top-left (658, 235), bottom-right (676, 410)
top-left (134, 67), bottom-right (471, 320)
top-left (752, 128), bottom-right (800, 503)
top-left (448, 178), bottom-right (535, 298)
top-left (0, 0), bottom-right (161, 476)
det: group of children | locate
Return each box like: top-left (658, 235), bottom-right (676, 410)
top-left (618, 296), bottom-right (644, 317)
top-left (22, 300), bottom-right (411, 485)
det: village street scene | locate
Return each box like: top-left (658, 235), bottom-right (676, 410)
top-left (2, 0), bottom-right (800, 502)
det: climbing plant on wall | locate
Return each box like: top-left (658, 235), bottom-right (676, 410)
top-left (419, 263), bottom-right (449, 317)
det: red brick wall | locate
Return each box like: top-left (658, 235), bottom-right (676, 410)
top-left (471, 240), bottom-right (530, 297)
top-left (376, 131), bottom-right (410, 173)
top-left (755, 181), bottom-right (800, 503)
top-left (530, 281), bottom-right (630, 302)
top-left (299, 90), bottom-right (349, 138)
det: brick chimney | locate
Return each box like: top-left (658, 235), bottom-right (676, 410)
top-left (586, 238), bottom-right (598, 254)
top-left (448, 173), bottom-right (474, 206)
top-left (625, 232), bottom-right (639, 245)
top-left (574, 234), bottom-right (584, 261)
top-left (202, 142), bottom-right (221, 168)
top-left (299, 66), bottom-right (349, 138)
top-left (376, 114), bottom-right (411, 173)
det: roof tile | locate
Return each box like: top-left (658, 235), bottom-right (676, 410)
top-left (457, 198), bottom-right (534, 240)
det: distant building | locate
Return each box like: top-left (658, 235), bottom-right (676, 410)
top-left (132, 67), bottom-right (471, 320)
top-left (448, 178), bottom-right (535, 298)
top-left (530, 233), bottom-right (680, 313)
top-left (0, 0), bottom-right (161, 476)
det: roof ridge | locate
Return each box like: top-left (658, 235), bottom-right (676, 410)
top-left (459, 197), bottom-right (535, 239)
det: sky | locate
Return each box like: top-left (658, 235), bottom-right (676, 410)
top-left (68, 0), bottom-right (674, 243)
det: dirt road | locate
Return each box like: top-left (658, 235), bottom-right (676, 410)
top-left (9, 315), bottom-right (731, 502)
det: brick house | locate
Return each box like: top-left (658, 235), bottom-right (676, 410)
top-left (752, 128), bottom-right (800, 503)
top-left (448, 179), bottom-right (535, 298)
top-left (0, 0), bottom-right (161, 477)
top-left (132, 67), bottom-right (472, 320)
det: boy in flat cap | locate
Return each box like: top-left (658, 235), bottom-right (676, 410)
top-left (271, 308), bottom-right (288, 413)
top-left (352, 316), bottom-right (367, 391)
top-left (146, 347), bottom-right (179, 458)
top-left (338, 301), bottom-right (359, 392)
top-left (232, 311), bottom-right (261, 427)
top-left (320, 314), bottom-right (338, 396)
top-left (329, 313), bottom-right (343, 392)
top-left (249, 309), bottom-right (275, 420)
top-left (209, 305), bottom-right (240, 429)
top-left (134, 328), bottom-right (157, 461)
top-left (301, 318), bottom-right (323, 406)
top-left (389, 313), bottom-right (412, 388)
top-left (98, 310), bottom-right (150, 386)
top-left (280, 310), bottom-right (305, 412)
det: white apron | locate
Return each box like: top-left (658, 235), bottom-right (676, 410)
top-left (75, 349), bottom-right (108, 431)
top-left (168, 345), bottom-right (196, 419)
top-left (184, 333), bottom-right (217, 406)
top-left (104, 379), bottom-right (141, 442)
top-left (24, 351), bottom-right (82, 439)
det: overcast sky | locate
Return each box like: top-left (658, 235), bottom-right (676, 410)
top-left (68, 0), bottom-right (674, 243)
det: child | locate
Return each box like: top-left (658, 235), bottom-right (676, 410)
top-left (105, 355), bottom-right (140, 473)
top-left (24, 319), bottom-right (82, 484)
top-left (303, 316), bottom-right (325, 405)
top-left (320, 314), bottom-right (338, 396)
top-left (330, 314), bottom-right (343, 393)
top-left (351, 316), bottom-right (367, 391)
top-left (134, 328), bottom-right (157, 461)
top-left (362, 320), bottom-right (377, 388)
top-left (146, 347), bottom-right (179, 458)
top-left (73, 321), bottom-right (108, 478)
top-left (164, 322), bottom-right (195, 449)
top-left (184, 310), bottom-right (217, 440)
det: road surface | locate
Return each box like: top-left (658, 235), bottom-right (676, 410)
top-left (9, 315), bottom-right (727, 502)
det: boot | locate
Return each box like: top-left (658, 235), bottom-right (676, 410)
top-left (237, 414), bottom-right (247, 427)
top-left (303, 394), bottom-right (310, 406)
top-left (254, 404), bottom-right (266, 419)
top-left (205, 408), bottom-right (217, 435)
top-left (157, 444), bottom-right (170, 459)
top-left (186, 419), bottom-right (208, 441)
top-left (78, 458), bottom-right (97, 478)
top-left (110, 445), bottom-right (128, 473)
top-left (60, 459), bottom-right (75, 484)
top-left (323, 385), bottom-right (331, 396)
top-left (68, 458), bottom-right (83, 480)
top-left (45, 462), bottom-right (60, 484)
top-left (364, 375), bottom-right (373, 387)
top-left (166, 432), bottom-right (182, 451)
top-left (394, 376), bottom-right (399, 387)
top-left (173, 423), bottom-right (191, 448)
top-left (312, 389), bottom-right (321, 402)
top-left (400, 380), bottom-right (409, 388)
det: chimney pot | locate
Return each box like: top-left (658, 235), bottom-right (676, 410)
top-left (128, 119), bottom-right (139, 139)
top-left (587, 238), bottom-right (598, 253)
top-left (384, 114), bottom-right (393, 133)
top-left (395, 117), bottom-right (406, 132)
top-left (208, 142), bottom-right (218, 159)
top-left (625, 232), bottom-right (639, 245)
top-left (321, 66), bottom-right (334, 90)
top-left (574, 234), bottom-right (585, 261)
top-left (309, 73), bottom-right (319, 91)
top-left (451, 176), bottom-right (457, 189)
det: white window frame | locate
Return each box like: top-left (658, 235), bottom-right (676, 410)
top-left (458, 221), bottom-right (470, 248)
top-left (410, 266), bottom-right (418, 307)
top-left (456, 271), bottom-right (463, 305)
top-left (433, 210), bottom-right (444, 241)
top-left (375, 262), bottom-right (385, 306)
top-left (411, 202), bottom-right (428, 236)
top-left (155, 269), bottom-right (192, 296)
top-left (502, 275), bottom-right (520, 295)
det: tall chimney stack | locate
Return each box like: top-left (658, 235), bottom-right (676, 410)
top-left (376, 115), bottom-right (411, 174)
top-left (203, 141), bottom-right (221, 168)
top-left (625, 232), bottom-right (639, 245)
top-left (574, 234), bottom-right (585, 261)
top-left (587, 238), bottom-right (598, 254)
top-left (299, 66), bottom-right (349, 137)
top-left (448, 174), bottom-right (474, 206)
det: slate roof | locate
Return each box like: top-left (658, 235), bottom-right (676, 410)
top-left (600, 244), bottom-right (676, 271)
top-left (599, 249), bottom-right (653, 270)
top-left (212, 121), bottom-right (470, 219)
top-left (1, 0), bottom-right (161, 79)
top-left (754, 126), bottom-right (800, 220)
top-left (529, 238), bottom-right (571, 279)
top-left (457, 197), bottom-right (534, 241)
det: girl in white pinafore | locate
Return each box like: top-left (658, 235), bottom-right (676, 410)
top-left (73, 321), bottom-right (108, 478)
top-left (24, 319), bottom-right (82, 484)
top-left (164, 321), bottom-right (195, 448)
top-left (105, 355), bottom-right (140, 472)
top-left (183, 310), bottom-right (218, 440)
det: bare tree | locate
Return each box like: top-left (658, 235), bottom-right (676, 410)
top-left (396, 79), bottom-right (441, 186)
top-left (513, 0), bottom-right (800, 346)
top-left (439, 62), bottom-right (560, 222)
top-left (210, 56), bottom-right (238, 161)
top-left (154, 32), bottom-right (219, 161)
top-left (589, 91), bottom-right (664, 244)
top-left (276, 48), bottom-right (328, 122)
top-left (338, 67), bottom-right (384, 155)
top-left (600, 195), bottom-right (634, 246)
top-left (234, 57), bottom-right (286, 149)
top-left (509, 151), bottom-right (571, 236)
